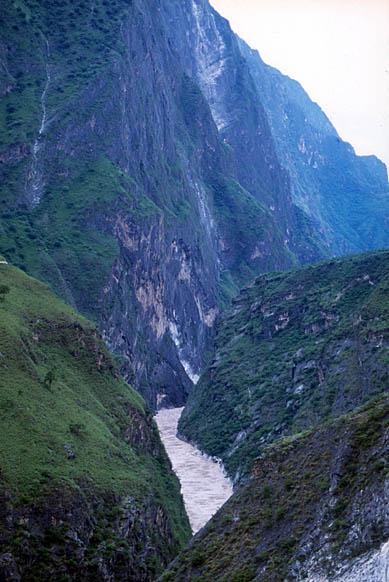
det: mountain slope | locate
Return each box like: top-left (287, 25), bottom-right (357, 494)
top-left (179, 250), bottom-right (389, 481)
top-left (161, 0), bottom-right (388, 257)
top-left (0, 0), bottom-right (327, 410)
top-left (162, 396), bottom-right (389, 582)
top-left (160, 0), bottom-right (329, 265)
top-left (238, 39), bottom-right (389, 255)
top-left (0, 0), bottom-right (387, 412)
top-left (0, 262), bottom-right (191, 581)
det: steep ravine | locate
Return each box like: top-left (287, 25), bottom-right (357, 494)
top-left (0, 0), bottom-right (315, 416)
top-left (2, 0), bottom-right (387, 417)
top-left (161, 396), bottom-right (389, 581)
top-left (0, 1), bottom-right (388, 580)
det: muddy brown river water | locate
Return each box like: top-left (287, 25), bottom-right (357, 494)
top-left (154, 407), bottom-right (233, 534)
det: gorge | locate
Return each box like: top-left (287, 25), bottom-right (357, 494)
top-left (0, 0), bottom-right (388, 580)
top-left (1, 0), bottom-right (387, 412)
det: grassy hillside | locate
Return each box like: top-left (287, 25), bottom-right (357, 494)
top-left (0, 262), bottom-right (191, 581)
top-left (179, 250), bottom-right (389, 480)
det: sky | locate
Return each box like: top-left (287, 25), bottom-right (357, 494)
top-left (210, 0), bottom-right (389, 169)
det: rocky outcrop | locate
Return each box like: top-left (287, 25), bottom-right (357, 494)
top-left (179, 250), bottom-right (389, 480)
top-left (161, 396), bottom-right (389, 581)
top-left (0, 484), bottom-right (184, 582)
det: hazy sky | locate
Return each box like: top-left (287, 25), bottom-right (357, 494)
top-left (210, 0), bottom-right (389, 169)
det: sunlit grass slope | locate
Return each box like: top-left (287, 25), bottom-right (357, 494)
top-left (0, 262), bottom-right (190, 580)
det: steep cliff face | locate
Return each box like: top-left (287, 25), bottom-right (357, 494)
top-left (238, 39), bottom-right (389, 255)
top-left (160, 0), bottom-right (388, 258)
top-left (179, 250), bottom-right (389, 480)
top-left (160, 0), bottom-right (328, 265)
top-left (0, 262), bottom-right (191, 580)
top-left (162, 397), bottom-right (389, 581)
top-left (0, 0), bottom-right (387, 413)
top-left (0, 0), bottom-right (326, 411)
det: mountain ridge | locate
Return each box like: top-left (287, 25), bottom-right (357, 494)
top-left (179, 249), bottom-right (389, 481)
top-left (237, 37), bottom-right (389, 254)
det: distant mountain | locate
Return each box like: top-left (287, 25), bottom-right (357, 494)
top-left (238, 38), bottom-right (389, 255)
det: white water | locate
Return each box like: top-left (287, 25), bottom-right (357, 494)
top-left (154, 407), bottom-right (233, 534)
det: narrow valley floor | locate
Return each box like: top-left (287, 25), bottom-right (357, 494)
top-left (154, 407), bottom-right (233, 534)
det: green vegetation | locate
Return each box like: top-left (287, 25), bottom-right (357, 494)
top-left (0, 0), bottom-right (136, 204)
top-left (180, 250), bottom-right (389, 479)
top-left (1, 0), bottom-right (133, 125)
top-left (209, 176), bottom-right (297, 296)
top-left (0, 284), bottom-right (10, 302)
top-left (0, 156), bottom-right (162, 319)
top-left (0, 263), bottom-right (190, 578)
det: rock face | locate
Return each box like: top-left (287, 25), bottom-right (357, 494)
top-left (0, 263), bottom-right (191, 581)
top-left (0, 486), bottom-right (186, 582)
top-left (161, 0), bottom-right (330, 265)
top-left (161, 396), bottom-right (389, 581)
top-left (1, 0), bottom-right (386, 411)
top-left (238, 38), bottom-right (389, 255)
top-left (0, 0), bottom-right (325, 411)
top-left (179, 250), bottom-right (389, 481)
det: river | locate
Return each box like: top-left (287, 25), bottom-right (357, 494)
top-left (154, 407), bottom-right (233, 534)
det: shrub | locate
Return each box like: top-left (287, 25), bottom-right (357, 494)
top-left (190, 549), bottom-right (206, 567)
top-left (0, 284), bottom-right (10, 302)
